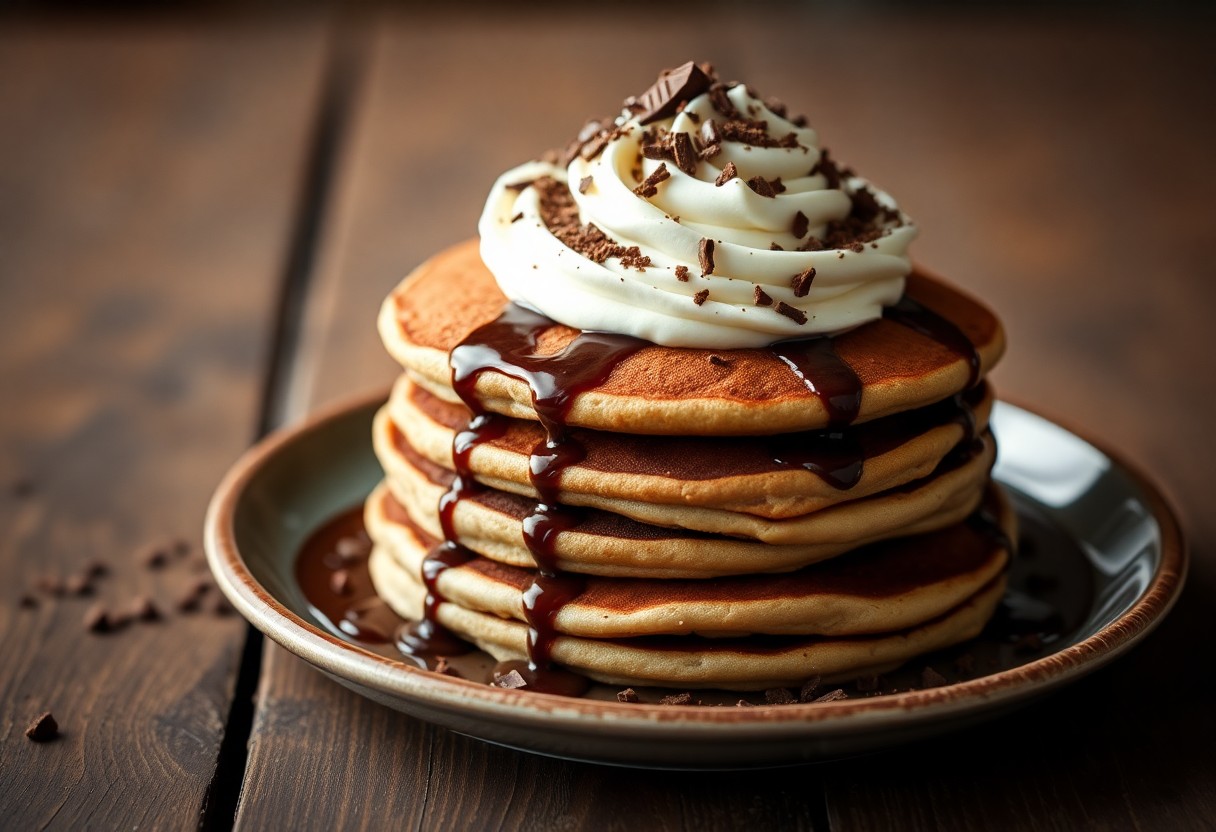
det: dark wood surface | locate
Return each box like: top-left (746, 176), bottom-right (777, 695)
top-left (3, 7), bottom-right (1214, 831)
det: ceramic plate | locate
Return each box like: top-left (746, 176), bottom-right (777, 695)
top-left (204, 391), bottom-right (1186, 769)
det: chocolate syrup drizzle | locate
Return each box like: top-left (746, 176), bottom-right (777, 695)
top-left (404, 289), bottom-right (982, 695)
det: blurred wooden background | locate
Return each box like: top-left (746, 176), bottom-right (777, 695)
top-left (1, 4), bottom-right (1214, 830)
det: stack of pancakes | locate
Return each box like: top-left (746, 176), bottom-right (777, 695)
top-left (367, 239), bottom-right (1011, 691)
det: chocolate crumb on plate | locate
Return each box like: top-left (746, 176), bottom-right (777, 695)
top-left (616, 688), bottom-right (640, 703)
top-left (674, 265), bottom-right (690, 282)
top-left (693, 289), bottom-right (709, 306)
top-left (25, 712), bottom-right (59, 743)
top-left (659, 692), bottom-right (694, 706)
top-left (494, 669), bottom-right (528, 690)
top-left (921, 667), bottom-right (950, 688)
top-left (714, 161), bottom-right (738, 186)
top-left (791, 267), bottom-right (816, 297)
top-left (774, 301), bottom-right (808, 325)
top-left (764, 687), bottom-right (795, 705)
top-left (799, 676), bottom-right (823, 702)
top-left (698, 238), bottom-right (715, 275)
top-left (142, 545), bottom-right (169, 569)
top-left (83, 559), bottom-right (109, 579)
top-left (813, 689), bottom-right (849, 703)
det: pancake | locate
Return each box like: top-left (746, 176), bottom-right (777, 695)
top-left (368, 543), bottom-right (1008, 690)
top-left (374, 405), bottom-right (995, 550)
top-left (389, 374), bottom-right (994, 519)
top-left (379, 239), bottom-right (1005, 435)
top-left (365, 480), bottom-right (1015, 639)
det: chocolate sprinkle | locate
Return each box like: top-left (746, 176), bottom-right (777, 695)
top-left (659, 692), bottom-right (694, 706)
top-left (693, 289), bottom-right (709, 306)
top-left (698, 238), bottom-right (715, 275)
top-left (720, 119), bottom-right (799, 149)
top-left (25, 712), bottom-right (59, 743)
top-left (791, 211), bottom-right (809, 239)
top-left (634, 61), bottom-right (712, 125)
top-left (813, 689), bottom-right (849, 703)
top-left (774, 301), bottom-right (807, 325)
top-left (791, 267), bottom-right (816, 297)
top-left (714, 161), bottom-right (738, 186)
top-left (799, 676), bottom-right (823, 702)
top-left (633, 163), bottom-right (671, 198)
top-left (753, 286), bottom-right (773, 307)
top-left (509, 212), bottom-right (523, 224)
top-left (764, 687), bottom-right (795, 705)
top-left (536, 177), bottom-right (652, 269)
top-left (494, 669), bottom-right (528, 689)
top-left (616, 688), bottom-right (640, 703)
top-left (674, 265), bottom-right (690, 282)
top-left (921, 667), bottom-right (949, 688)
top-left (577, 176), bottom-right (593, 194)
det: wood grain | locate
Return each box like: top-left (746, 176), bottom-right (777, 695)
top-left (240, 7), bottom-right (1215, 832)
top-left (0, 20), bottom-right (327, 830)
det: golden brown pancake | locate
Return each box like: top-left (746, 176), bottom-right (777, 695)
top-left (365, 480), bottom-right (1014, 639)
top-left (378, 239), bottom-right (1005, 435)
top-left (368, 541), bottom-right (1008, 690)
top-left (374, 405), bottom-right (995, 550)
top-left (389, 374), bottom-right (994, 519)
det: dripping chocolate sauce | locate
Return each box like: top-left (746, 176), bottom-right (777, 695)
top-left (396, 290), bottom-right (984, 696)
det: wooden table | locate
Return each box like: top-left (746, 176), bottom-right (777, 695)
top-left (3, 8), bottom-right (1214, 830)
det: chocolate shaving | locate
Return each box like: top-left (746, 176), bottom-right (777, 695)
top-left (921, 667), bottom-right (949, 688)
top-left (810, 148), bottom-right (851, 190)
top-left (799, 676), bottom-right (823, 702)
top-left (753, 286), bottom-right (773, 307)
top-left (674, 265), bottom-right (690, 282)
top-left (616, 688), bottom-right (640, 703)
top-left (509, 212), bottom-right (523, 224)
top-left (813, 688), bottom-right (849, 703)
top-left (774, 301), bottom-right (807, 325)
top-left (578, 176), bottom-right (593, 194)
top-left (720, 119), bottom-right (799, 149)
top-left (671, 131), bottom-right (697, 175)
top-left (634, 61), bottom-right (712, 125)
top-left (633, 163), bottom-right (671, 198)
top-left (714, 161), bottom-right (738, 186)
top-left (25, 712), bottom-right (59, 743)
top-left (693, 289), bottom-right (709, 306)
top-left (769, 243), bottom-right (784, 251)
top-left (746, 176), bottom-right (783, 198)
top-left (707, 83), bottom-right (741, 119)
top-left (698, 119), bottom-right (722, 159)
top-left (698, 238), bottom-right (715, 275)
top-left (659, 692), bottom-right (694, 706)
top-left (494, 669), bottom-right (528, 689)
top-left (791, 211), bottom-right (809, 239)
top-left (764, 687), bottom-right (795, 705)
top-left (764, 96), bottom-right (788, 118)
top-left (536, 177), bottom-right (652, 270)
top-left (791, 267), bottom-right (816, 297)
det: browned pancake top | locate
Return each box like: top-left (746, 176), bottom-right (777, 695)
top-left (387, 239), bottom-right (1004, 414)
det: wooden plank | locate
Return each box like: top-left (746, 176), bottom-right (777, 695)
top-left (0, 20), bottom-right (327, 830)
top-left (240, 8), bottom-right (1215, 831)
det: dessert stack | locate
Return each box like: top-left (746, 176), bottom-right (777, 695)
top-left (365, 63), bottom-right (1011, 692)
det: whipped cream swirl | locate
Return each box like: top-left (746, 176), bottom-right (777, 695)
top-left (478, 71), bottom-right (916, 349)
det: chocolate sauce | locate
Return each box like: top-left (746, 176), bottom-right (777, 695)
top-left (883, 295), bottom-right (981, 388)
top-left (771, 337), bottom-right (863, 427)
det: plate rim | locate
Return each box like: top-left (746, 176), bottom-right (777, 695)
top-left (204, 387), bottom-right (1188, 741)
